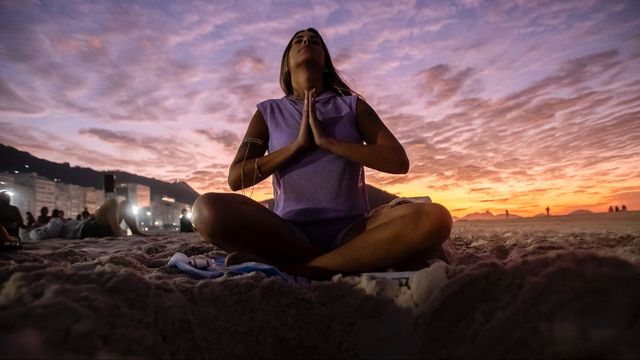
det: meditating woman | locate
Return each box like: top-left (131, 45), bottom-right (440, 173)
top-left (192, 28), bottom-right (452, 279)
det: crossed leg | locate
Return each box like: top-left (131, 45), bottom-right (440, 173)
top-left (192, 193), bottom-right (324, 264)
top-left (192, 193), bottom-right (452, 279)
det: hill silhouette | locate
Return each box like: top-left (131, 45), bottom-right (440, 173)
top-left (0, 144), bottom-right (199, 205)
top-left (568, 209), bottom-right (595, 216)
top-left (459, 210), bottom-right (523, 221)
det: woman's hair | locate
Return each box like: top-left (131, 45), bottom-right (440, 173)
top-left (279, 27), bottom-right (358, 97)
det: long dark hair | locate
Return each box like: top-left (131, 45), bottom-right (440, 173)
top-left (279, 28), bottom-right (357, 97)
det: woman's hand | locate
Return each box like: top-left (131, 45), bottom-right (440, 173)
top-left (294, 90), bottom-right (314, 151)
top-left (308, 89), bottom-right (329, 148)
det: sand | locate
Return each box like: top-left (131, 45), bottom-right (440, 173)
top-left (1, 212), bottom-right (639, 359)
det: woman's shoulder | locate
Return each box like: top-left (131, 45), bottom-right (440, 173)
top-left (257, 96), bottom-right (292, 110)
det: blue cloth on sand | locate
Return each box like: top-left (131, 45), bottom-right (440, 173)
top-left (168, 252), bottom-right (426, 287)
top-left (168, 252), bottom-right (306, 283)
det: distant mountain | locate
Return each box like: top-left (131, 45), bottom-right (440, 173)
top-left (366, 185), bottom-right (399, 209)
top-left (0, 144), bottom-right (200, 205)
top-left (460, 210), bottom-right (496, 221)
top-left (459, 210), bottom-right (522, 221)
top-left (568, 209), bottom-right (595, 216)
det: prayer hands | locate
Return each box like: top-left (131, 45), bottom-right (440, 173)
top-left (307, 89), bottom-right (328, 148)
top-left (295, 89), bottom-right (328, 151)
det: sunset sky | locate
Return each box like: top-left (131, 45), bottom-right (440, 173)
top-left (1, 0), bottom-right (639, 217)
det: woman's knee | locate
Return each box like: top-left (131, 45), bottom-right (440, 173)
top-left (191, 192), bottom-right (239, 235)
top-left (407, 202), bottom-right (453, 248)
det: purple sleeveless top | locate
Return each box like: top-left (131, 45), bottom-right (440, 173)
top-left (257, 91), bottom-right (369, 221)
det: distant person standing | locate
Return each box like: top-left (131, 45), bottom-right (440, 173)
top-left (81, 207), bottom-right (90, 220)
top-left (179, 209), bottom-right (194, 233)
top-left (36, 207), bottom-right (51, 226)
top-left (622, 205), bottom-right (627, 211)
top-left (545, 206), bottom-right (550, 216)
top-left (609, 205), bottom-right (614, 213)
top-left (615, 206), bottom-right (620, 212)
top-left (505, 209), bottom-right (509, 219)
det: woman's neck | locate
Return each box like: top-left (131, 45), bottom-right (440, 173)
top-left (290, 68), bottom-right (324, 98)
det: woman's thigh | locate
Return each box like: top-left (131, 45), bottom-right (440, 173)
top-left (192, 193), bottom-right (323, 263)
top-left (339, 202), bottom-right (452, 248)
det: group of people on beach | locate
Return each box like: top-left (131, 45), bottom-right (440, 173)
top-left (2, 28), bottom-right (455, 279)
top-left (609, 205), bottom-right (628, 212)
top-left (0, 191), bottom-right (145, 246)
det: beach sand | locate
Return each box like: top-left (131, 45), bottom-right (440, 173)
top-left (1, 212), bottom-right (639, 359)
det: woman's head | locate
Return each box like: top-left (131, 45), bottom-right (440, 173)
top-left (279, 28), bottom-right (356, 97)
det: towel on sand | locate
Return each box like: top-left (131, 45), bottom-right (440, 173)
top-left (168, 252), bottom-right (306, 283)
top-left (168, 252), bottom-right (429, 287)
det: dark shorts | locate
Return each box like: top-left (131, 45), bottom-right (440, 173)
top-left (79, 219), bottom-right (113, 239)
top-left (287, 214), bottom-right (366, 252)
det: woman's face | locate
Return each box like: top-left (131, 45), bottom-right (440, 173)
top-left (287, 30), bottom-right (325, 71)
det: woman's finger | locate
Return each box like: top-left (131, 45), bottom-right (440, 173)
top-left (303, 90), bottom-right (308, 116)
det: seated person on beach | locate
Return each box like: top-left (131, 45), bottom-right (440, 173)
top-left (192, 28), bottom-right (453, 280)
top-left (19, 199), bottom-right (145, 242)
top-left (36, 206), bottom-right (51, 226)
top-left (0, 191), bottom-right (25, 242)
top-left (25, 211), bottom-right (37, 228)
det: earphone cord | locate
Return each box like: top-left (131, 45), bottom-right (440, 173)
top-left (240, 137), bottom-right (264, 198)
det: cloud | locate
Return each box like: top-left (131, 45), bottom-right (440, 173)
top-left (195, 129), bottom-right (240, 150)
top-left (416, 64), bottom-right (478, 106)
top-left (1, 0), bottom-right (639, 214)
top-left (0, 77), bottom-right (44, 114)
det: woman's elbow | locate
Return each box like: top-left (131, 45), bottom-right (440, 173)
top-left (227, 169), bottom-right (241, 191)
top-left (393, 152), bottom-right (410, 174)
top-left (398, 157), bottom-right (410, 174)
top-left (395, 158), bottom-right (410, 174)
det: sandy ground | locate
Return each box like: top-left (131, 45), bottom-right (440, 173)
top-left (1, 211), bottom-right (639, 359)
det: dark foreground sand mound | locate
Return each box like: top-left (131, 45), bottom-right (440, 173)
top-left (1, 215), bottom-right (639, 359)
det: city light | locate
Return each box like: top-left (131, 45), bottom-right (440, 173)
top-left (146, 211), bottom-right (151, 216)
top-left (132, 205), bottom-right (139, 215)
top-left (186, 212), bottom-right (192, 219)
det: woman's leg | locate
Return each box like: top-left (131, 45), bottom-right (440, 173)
top-left (192, 193), bottom-right (324, 264)
top-left (94, 199), bottom-right (124, 236)
top-left (303, 202), bottom-right (452, 275)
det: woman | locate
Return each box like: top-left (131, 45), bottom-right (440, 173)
top-left (192, 28), bottom-right (452, 279)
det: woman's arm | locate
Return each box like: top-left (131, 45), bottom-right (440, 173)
top-left (309, 96), bottom-right (409, 174)
top-left (228, 98), bottom-right (314, 191)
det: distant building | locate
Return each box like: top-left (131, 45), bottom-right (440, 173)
top-left (150, 195), bottom-right (191, 231)
top-left (55, 183), bottom-right (92, 216)
top-left (14, 173), bottom-right (56, 214)
top-left (116, 183), bottom-right (151, 208)
top-left (84, 188), bottom-right (105, 213)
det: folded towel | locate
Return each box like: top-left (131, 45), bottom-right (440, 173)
top-left (168, 252), bottom-right (306, 283)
